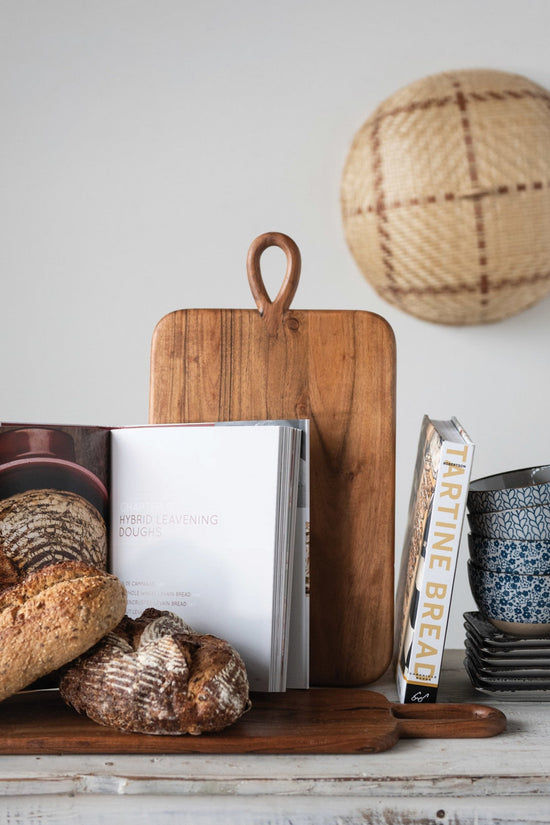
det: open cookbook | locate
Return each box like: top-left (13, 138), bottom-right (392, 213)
top-left (0, 420), bottom-right (310, 692)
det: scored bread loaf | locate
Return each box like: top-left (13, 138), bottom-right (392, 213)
top-left (0, 561), bottom-right (127, 701)
top-left (0, 489), bottom-right (107, 573)
top-left (59, 608), bottom-right (250, 735)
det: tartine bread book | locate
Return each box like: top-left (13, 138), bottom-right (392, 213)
top-left (395, 416), bottom-right (474, 703)
top-left (0, 420), bottom-right (309, 693)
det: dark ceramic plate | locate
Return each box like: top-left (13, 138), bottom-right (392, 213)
top-left (465, 636), bottom-right (550, 676)
top-left (464, 612), bottom-right (550, 650)
top-left (464, 656), bottom-right (550, 700)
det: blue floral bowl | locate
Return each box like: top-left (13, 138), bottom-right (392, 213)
top-left (468, 560), bottom-right (550, 637)
top-left (468, 533), bottom-right (550, 575)
top-left (467, 504), bottom-right (550, 541)
top-left (468, 465), bottom-right (550, 514)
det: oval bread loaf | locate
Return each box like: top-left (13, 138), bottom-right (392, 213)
top-left (0, 561), bottom-right (127, 701)
top-left (59, 608), bottom-right (250, 735)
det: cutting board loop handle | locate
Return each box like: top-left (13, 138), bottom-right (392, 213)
top-left (392, 701), bottom-right (507, 740)
top-left (247, 232), bottom-right (301, 336)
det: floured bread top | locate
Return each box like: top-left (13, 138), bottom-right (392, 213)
top-left (59, 608), bottom-right (250, 735)
top-left (0, 489), bottom-right (107, 574)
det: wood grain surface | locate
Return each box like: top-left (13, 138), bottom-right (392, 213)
top-left (149, 233), bottom-right (396, 686)
top-left (1, 688), bottom-right (505, 755)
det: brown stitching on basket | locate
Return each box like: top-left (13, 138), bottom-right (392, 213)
top-left (371, 117), bottom-right (397, 293)
top-left (455, 79), bottom-right (490, 304)
top-left (380, 95), bottom-right (453, 120)
top-left (376, 88), bottom-right (550, 124)
top-left (342, 180), bottom-right (550, 219)
top-left (383, 269), bottom-right (550, 297)
top-left (468, 89), bottom-right (550, 104)
top-left (385, 281), bottom-right (478, 296)
top-left (491, 270), bottom-right (550, 289)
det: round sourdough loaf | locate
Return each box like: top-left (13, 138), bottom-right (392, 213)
top-left (59, 609), bottom-right (250, 735)
top-left (0, 489), bottom-right (107, 572)
top-left (0, 561), bottom-right (127, 701)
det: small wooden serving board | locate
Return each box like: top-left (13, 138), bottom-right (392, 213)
top-left (1, 689), bottom-right (506, 755)
top-left (149, 233), bottom-right (396, 686)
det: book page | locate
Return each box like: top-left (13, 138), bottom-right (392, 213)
top-left (110, 425), bottom-right (287, 691)
top-left (211, 419), bottom-right (310, 689)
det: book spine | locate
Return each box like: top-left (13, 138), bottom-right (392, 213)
top-left (398, 437), bottom-right (474, 703)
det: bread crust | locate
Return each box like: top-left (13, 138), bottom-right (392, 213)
top-left (0, 561), bottom-right (127, 701)
top-left (0, 489), bottom-right (107, 573)
top-left (60, 609), bottom-right (250, 735)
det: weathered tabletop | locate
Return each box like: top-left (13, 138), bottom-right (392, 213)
top-left (0, 650), bottom-right (548, 825)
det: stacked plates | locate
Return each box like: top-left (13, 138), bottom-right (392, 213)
top-left (464, 611), bottom-right (550, 700)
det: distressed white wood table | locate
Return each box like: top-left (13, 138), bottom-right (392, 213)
top-left (0, 650), bottom-right (548, 825)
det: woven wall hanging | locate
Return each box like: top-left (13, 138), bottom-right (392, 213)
top-left (341, 69), bottom-right (550, 325)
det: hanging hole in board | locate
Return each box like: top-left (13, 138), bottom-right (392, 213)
top-left (258, 245), bottom-right (289, 304)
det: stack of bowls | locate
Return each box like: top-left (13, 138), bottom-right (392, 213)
top-left (465, 466), bottom-right (550, 693)
top-left (467, 465), bottom-right (550, 636)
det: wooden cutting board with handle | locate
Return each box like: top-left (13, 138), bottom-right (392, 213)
top-left (149, 232), bottom-right (396, 686)
top-left (1, 689), bottom-right (505, 755)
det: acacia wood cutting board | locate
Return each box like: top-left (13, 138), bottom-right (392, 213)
top-left (1, 689), bottom-right (506, 755)
top-left (149, 232), bottom-right (396, 686)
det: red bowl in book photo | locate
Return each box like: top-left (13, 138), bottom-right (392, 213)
top-left (0, 427), bottom-right (108, 517)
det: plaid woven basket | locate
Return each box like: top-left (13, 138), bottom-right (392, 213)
top-left (341, 69), bottom-right (550, 325)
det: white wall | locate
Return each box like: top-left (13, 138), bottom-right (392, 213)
top-left (2, 0), bottom-right (550, 649)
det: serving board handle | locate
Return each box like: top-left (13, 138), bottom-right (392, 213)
top-left (247, 232), bottom-right (301, 335)
top-left (392, 701), bottom-right (507, 740)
